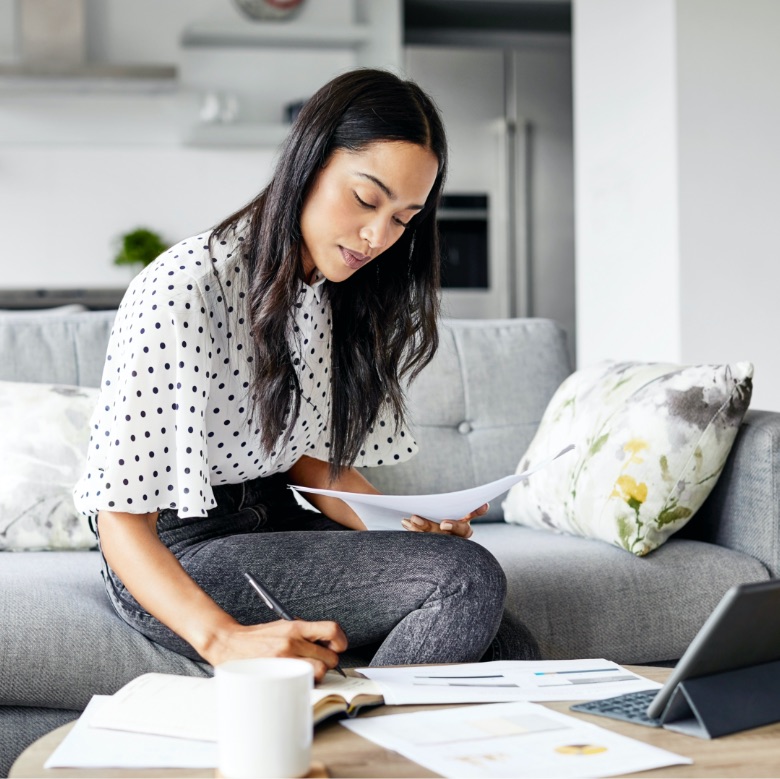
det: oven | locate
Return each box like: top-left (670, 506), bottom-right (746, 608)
top-left (438, 193), bottom-right (489, 290)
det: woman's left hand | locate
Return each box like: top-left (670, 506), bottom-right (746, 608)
top-left (400, 503), bottom-right (489, 539)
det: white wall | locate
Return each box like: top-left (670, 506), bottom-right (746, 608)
top-left (677, 0), bottom-right (780, 411)
top-left (574, 0), bottom-right (681, 365)
top-left (0, 147), bottom-right (275, 287)
top-left (574, 0), bottom-right (780, 411)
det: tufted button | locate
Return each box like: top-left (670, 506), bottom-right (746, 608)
top-left (457, 420), bottom-right (473, 435)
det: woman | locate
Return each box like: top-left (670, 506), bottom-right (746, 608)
top-left (75, 69), bottom-right (533, 680)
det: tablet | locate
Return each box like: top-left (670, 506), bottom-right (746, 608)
top-left (570, 578), bottom-right (780, 726)
top-left (646, 577), bottom-right (780, 717)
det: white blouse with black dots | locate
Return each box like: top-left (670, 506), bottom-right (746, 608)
top-left (73, 229), bottom-right (418, 519)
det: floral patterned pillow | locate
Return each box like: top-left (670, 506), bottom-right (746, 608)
top-left (0, 381), bottom-right (99, 551)
top-left (502, 361), bottom-right (753, 556)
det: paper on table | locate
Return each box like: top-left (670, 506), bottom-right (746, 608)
top-left (357, 659), bottom-right (662, 705)
top-left (44, 696), bottom-right (217, 770)
top-left (88, 670), bottom-right (378, 742)
top-left (341, 700), bottom-right (692, 779)
top-left (292, 444), bottom-right (575, 530)
top-left (88, 671), bottom-right (216, 741)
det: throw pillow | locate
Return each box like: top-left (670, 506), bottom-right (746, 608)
top-left (0, 381), bottom-right (99, 551)
top-left (502, 361), bottom-right (753, 556)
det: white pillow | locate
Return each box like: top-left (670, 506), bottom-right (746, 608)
top-left (0, 381), bottom-right (98, 551)
top-left (502, 361), bottom-right (753, 556)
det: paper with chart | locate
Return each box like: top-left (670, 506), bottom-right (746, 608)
top-left (341, 700), bottom-right (691, 778)
top-left (292, 444), bottom-right (575, 530)
top-left (357, 659), bottom-right (661, 705)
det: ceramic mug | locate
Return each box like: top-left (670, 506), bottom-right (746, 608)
top-left (215, 657), bottom-right (313, 778)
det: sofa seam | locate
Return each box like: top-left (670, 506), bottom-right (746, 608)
top-left (415, 421), bottom-right (538, 431)
top-left (451, 329), bottom-right (477, 487)
top-left (736, 418), bottom-right (778, 577)
top-left (758, 416), bottom-right (780, 575)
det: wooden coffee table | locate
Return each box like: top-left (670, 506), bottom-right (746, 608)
top-left (10, 666), bottom-right (780, 778)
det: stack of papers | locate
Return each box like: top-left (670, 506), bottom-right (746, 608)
top-left (44, 660), bottom-right (688, 778)
top-left (357, 659), bottom-right (661, 705)
top-left (342, 701), bottom-right (692, 778)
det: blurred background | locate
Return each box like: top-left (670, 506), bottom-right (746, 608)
top-left (0, 0), bottom-right (778, 410)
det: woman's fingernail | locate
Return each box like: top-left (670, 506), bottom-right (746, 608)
top-left (441, 522), bottom-right (453, 530)
top-left (401, 519), bottom-right (412, 529)
top-left (411, 516), bottom-right (425, 527)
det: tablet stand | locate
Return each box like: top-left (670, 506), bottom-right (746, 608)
top-left (660, 658), bottom-right (780, 739)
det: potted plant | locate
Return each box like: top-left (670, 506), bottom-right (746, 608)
top-left (113, 228), bottom-right (168, 271)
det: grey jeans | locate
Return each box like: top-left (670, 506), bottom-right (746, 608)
top-left (98, 474), bottom-right (539, 665)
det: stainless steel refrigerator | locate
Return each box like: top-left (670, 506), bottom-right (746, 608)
top-left (405, 43), bottom-right (575, 362)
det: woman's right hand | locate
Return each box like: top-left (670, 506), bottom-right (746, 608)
top-left (203, 618), bottom-right (348, 682)
top-left (98, 510), bottom-right (347, 683)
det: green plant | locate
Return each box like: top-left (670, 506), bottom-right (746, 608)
top-left (113, 228), bottom-right (168, 268)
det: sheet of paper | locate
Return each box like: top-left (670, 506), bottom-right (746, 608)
top-left (88, 672), bottom-right (216, 741)
top-left (341, 700), bottom-right (691, 778)
top-left (45, 696), bottom-right (218, 769)
top-left (89, 670), bottom-right (375, 742)
top-left (292, 444), bottom-right (575, 530)
top-left (357, 660), bottom-right (661, 705)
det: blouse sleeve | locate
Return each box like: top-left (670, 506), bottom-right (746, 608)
top-left (308, 398), bottom-right (419, 468)
top-left (80, 278), bottom-right (216, 517)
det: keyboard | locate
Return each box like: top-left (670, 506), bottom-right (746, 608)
top-left (570, 689), bottom-right (663, 728)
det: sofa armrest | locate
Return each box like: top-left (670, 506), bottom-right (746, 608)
top-left (687, 409), bottom-right (780, 576)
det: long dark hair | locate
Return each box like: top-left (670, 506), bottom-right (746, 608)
top-left (211, 68), bottom-right (448, 480)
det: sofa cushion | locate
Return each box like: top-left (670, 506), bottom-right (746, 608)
top-left (686, 409), bottom-right (780, 577)
top-left (0, 310), bottom-right (115, 388)
top-left (364, 319), bottom-right (572, 521)
top-left (473, 523), bottom-right (770, 663)
top-left (0, 552), bottom-right (210, 711)
top-left (0, 381), bottom-right (98, 551)
top-left (0, 707), bottom-right (79, 779)
top-left (503, 360), bottom-right (753, 554)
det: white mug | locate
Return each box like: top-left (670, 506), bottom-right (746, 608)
top-left (215, 657), bottom-right (313, 778)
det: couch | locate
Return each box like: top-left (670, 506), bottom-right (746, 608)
top-left (1, 310), bottom-right (778, 776)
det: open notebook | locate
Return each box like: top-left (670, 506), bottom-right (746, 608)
top-left (89, 671), bottom-right (383, 741)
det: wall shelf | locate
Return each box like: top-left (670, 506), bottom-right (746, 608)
top-left (0, 64), bottom-right (178, 94)
top-left (183, 122), bottom-right (290, 148)
top-left (181, 22), bottom-right (370, 49)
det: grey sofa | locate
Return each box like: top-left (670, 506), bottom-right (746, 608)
top-left (1, 310), bottom-right (778, 776)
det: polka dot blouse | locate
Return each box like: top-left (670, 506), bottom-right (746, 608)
top-left (73, 228), bottom-right (418, 519)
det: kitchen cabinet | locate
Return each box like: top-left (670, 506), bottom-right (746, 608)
top-left (180, 0), bottom-right (402, 147)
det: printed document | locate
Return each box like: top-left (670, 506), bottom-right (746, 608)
top-left (341, 700), bottom-right (692, 778)
top-left (357, 659), bottom-right (661, 705)
top-left (88, 670), bottom-right (381, 741)
top-left (292, 444), bottom-right (574, 530)
top-left (45, 696), bottom-right (217, 769)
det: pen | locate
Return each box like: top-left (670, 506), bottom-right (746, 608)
top-left (244, 572), bottom-right (347, 678)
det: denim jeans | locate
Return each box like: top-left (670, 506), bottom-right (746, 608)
top-left (98, 474), bottom-right (539, 665)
